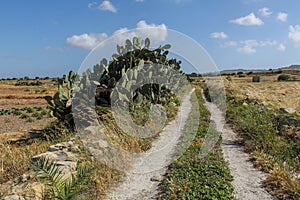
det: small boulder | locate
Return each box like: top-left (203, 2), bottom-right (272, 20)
top-left (280, 108), bottom-right (297, 114)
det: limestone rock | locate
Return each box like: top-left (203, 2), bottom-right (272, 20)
top-left (280, 107), bottom-right (297, 114)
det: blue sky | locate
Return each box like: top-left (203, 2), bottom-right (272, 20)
top-left (1, 0), bottom-right (300, 77)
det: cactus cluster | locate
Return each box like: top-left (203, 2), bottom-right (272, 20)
top-left (45, 37), bottom-right (184, 128)
top-left (44, 71), bottom-right (77, 126)
top-left (95, 37), bottom-right (182, 107)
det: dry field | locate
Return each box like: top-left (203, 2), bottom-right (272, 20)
top-left (225, 76), bottom-right (300, 110)
top-left (0, 79), bottom-right (57, 134)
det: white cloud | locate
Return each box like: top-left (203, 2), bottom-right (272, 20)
top-left (66, 33), bottom-right (108, 50)
top-left (289, 25), bottom-right (300, 47)
top-left (230, 13), bottom-right (264, 26)
top-left (277, 12), bottom-right (288, 22)
top-left (136, 20), bottom-right (168, 42)
top-left (88, 1), bottom-right (117, 13)
top-left (259, 7), bottom-right (272, 17)
top-left (66, 20), bottom-right (168, 50)
top-left (99, 0), bottom-right (117, 12)
top-left (277, 44), bottom-right (286, 51)
top-left (238, 45), bottom-right (256, 54)
top-left (259, 40), bottom-right (278, 46)
top-left (237, 39), bottom-right (277, 54)
top-left (88, 2), bottom-right (97, 9)
top-left (223, 41), bottom-right (238, 47)
top-left (210, 32), bottom-right (228, 39)
top-left (135, 0), bottom-right (144, 2)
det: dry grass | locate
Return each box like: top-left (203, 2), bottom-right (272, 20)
top-left (226, 80), bottom-right (300, 109)
top-left (0, 139), bottom-right (51, 184)
top-left (0, 122), bottom-right (73, 185)
top-left (263, 164), bottom-right (300, 200)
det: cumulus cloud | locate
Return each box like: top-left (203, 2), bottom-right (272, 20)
top-left (88, 1), bottom-right (117, 13)
top-left (259, 7), bottom-right (272, 17)
top-left (111, 20), bottom-right (168, 44)
top-left (210, 32), bottom-right (228, 39)
top-left (277, 44), bottom-right (286, 51)
top-left (289, 25), bottom-right (300, 47)
top-left (136, 20), bottom-right (168, 42)
top-left (277, 12), bottom-right (288, 22)
top-left (66, 20), bottom-right (168, 50)
top-left (230, 13), bottom-right (264, 26)
top-left (66, 33), bottom-right (108, 50)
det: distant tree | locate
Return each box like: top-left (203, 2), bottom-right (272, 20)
top-left (189, 72), bottom-right (198, 77)
top-left (237, 71), bottom-right (244, 75)
top-left (278, 74), bottom-right (290, 81)
top-left (24, 76), bottom-right (30, 80)
top-left (247, 71), bottom-right (253, 75)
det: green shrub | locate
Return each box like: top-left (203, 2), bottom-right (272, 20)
top-left (278, 74), bottom-right (290, 81)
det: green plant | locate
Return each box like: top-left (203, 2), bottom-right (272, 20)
top-left (32, 158), bottom-right (91, 200)
top-left (20, 113), bottom-right (33, 122)
top-left (32, 112), bottom-right (43, 120)
top-left (91, 37), bottom-right (182, 108)
top-left (46, 37), bottom-right (184, 129)
top-left (159, 88), bottom-right (235, 199)
top-left (44, 71), bottom-right (77, 127)
top-left (278, 74), bottom-right (290, 81)
top-left (225, 90), bottom-right (300, 199)
top-left (25, 107), bottom-right (34, 113)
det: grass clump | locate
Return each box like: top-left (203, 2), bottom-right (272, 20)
top-left (0, 106), bottom-right (49, 122)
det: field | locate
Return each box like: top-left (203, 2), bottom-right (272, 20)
top-left (0, 79), bottom-right (57, 133)
top-left (226, 76), bottom-right (300, 110)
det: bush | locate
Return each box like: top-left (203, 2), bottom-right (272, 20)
top-left (278, 74), bottom-right (290, 81)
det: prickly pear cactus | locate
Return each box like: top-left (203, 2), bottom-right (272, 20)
top-left (44, 70), bottom-right (78, 126)
top-left (45, 37), bottom-right (184, 128)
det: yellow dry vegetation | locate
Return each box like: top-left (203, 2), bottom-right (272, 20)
top-left (226, 80), bottom-right (300, 109)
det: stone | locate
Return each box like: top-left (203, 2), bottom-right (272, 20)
top-left (279, 117), bottom-right (300, 127)
top-left (150, 175), bottom-right (163, 182)
top-left (242, 102), bottom-right (248, 106)
top-left (30, 182), bottom-right (45, 199)
top-left (280, 107), bottom-right (297, 114)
